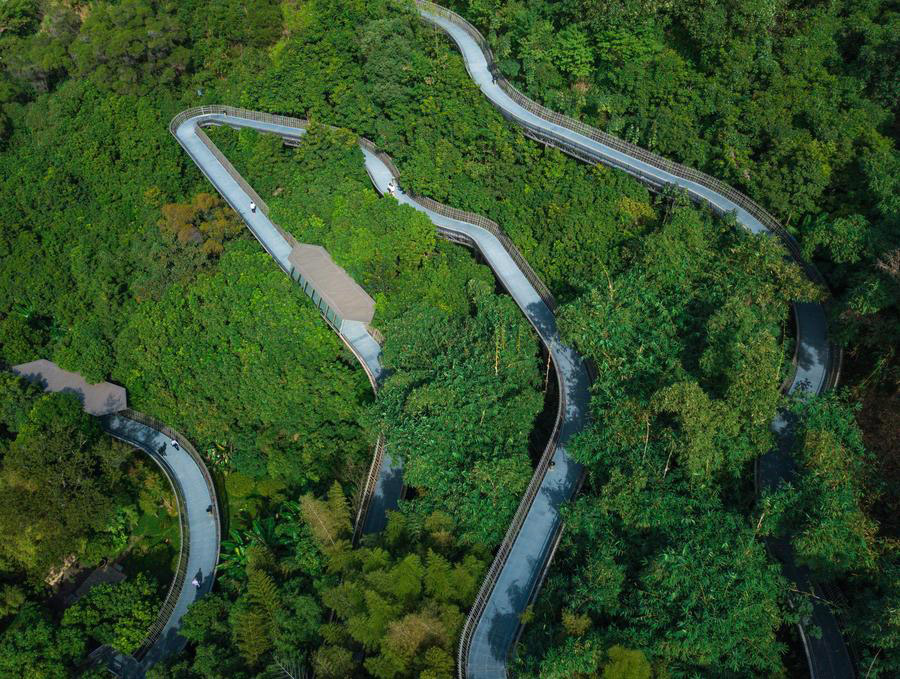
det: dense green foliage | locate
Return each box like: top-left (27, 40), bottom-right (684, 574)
top-left (0, 375), bottom-right (170, 674)
top-left (509, 200), bottom-right (810, 676)
top-left (154, 484), bottom-right (487, 679)
top-left (0, 0), bottom-right (895, 676)
top-left (0, 375), bottom-right (176, 583)
top-left (373, 279), bottom-right (542, 546)
top-left (116, 240), bottom-right (370, 485)
top-left (62, 573), bottom-right (161, 655)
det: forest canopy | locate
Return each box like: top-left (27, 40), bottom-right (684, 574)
top-left (0, 0), bottom-right (896, 677)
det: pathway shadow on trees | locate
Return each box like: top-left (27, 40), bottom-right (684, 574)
top-left (362, 457), bottom-right (404, 535)
top-left (522, 299), bottom-right (557, 341)
top-left (484, 575), bottom-right (532, 662)
top-left (758, 410), bottom-right (800, 493)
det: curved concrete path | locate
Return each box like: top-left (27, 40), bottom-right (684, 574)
top-left (413, 2), bottom-right (852, 678)
top-left (101, 414), bottom-right (219, 677)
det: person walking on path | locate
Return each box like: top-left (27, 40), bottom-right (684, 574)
top-left (191, 577), bottom-right (200, 589)
top-left (249, 200), bottom-right (256, 213)
top-left (170, 438), bottom-right (179, 450)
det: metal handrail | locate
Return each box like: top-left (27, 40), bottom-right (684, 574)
top-left (193, 127), bottom-right (271, 217)
top-left (117, 408), bottom-right (222, 566)
top-left (410, 193), bottom-right (557, 312)
top-left (455, 356), bottom-right (566, 674)
top-left (352, 434), bottom-right (387, 544)
top-left (117, 410), bottom-right (220, 655)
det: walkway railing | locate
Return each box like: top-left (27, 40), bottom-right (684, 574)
top-left (410, 194), bottom-right (557, 312)
top-left (99, 410), bottom-right (203, 660)
top-left (194, 127), bottom-right (271, 217)
top-left (352, 434), bottom-right (387, 544)
top-left (118, 408), bottom-right (222, 569)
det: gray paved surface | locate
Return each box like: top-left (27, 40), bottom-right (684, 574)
top-left (417, 5), bottom-right (851, 679)
top-left (102, 415), bottom-right (218, 676)
top-left (365, 146), bottom-right (592, 677)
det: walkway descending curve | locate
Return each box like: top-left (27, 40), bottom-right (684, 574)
top-left (412, 2), bottom-right (853, 678)
top-left (6, 360), bottom-right (219, 678)
top-left (101, 412), bottom-right (219, 678)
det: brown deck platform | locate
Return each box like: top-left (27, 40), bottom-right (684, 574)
top-left (11, 359), bottom-right (127, 415)
top-left (288, 244), bottom-right (375, 323)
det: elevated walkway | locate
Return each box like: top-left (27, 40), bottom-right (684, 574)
top-left (412, 3), bottom-right (850, 678)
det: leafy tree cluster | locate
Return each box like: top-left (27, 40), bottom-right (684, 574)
top-left (0, 573), bottom-right (162, 678)
top-left (372, 279), bottom-right (543, 546)
top-left (0, 374), bottom-right (171, 582)
top-left (513, 200), bottom-right (843, 676)
top-left (149, 483), bottom-right (487, 679)
top-left (0, 375), bottom-right (173, 675)
top-left (114, 239), bottom-right (371, 487)
top-left (760, 393), bottom-right (899, 677)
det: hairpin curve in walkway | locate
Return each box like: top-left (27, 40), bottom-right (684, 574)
top-left (169, 5), bottom-right (853, 674)
top-left (411, 2), bottom-right (853, 678)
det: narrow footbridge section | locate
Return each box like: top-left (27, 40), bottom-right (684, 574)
top-left (413, 2), bottom-right (852, 678)
top-left (101, 411), bottom-right (219, 677)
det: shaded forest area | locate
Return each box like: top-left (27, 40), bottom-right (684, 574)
top-left (0, 0), bottom-right (896, 678)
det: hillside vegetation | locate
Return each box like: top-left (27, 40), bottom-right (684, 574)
top-left (0, 1), bottom-right (895, 677)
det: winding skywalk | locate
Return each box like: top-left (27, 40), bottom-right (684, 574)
top-left (169, 2), bottom-right (852, 675)
top-left (170, 104), bottom-right (592, 677)
top-left (412, 2), bottom-right (853, 678)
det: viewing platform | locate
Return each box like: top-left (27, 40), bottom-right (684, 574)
top-left (288, 244), bottom-right (375, 329)
top-left (11, 359), bottom-right (126, 415)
